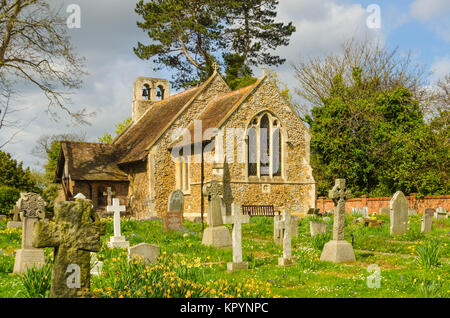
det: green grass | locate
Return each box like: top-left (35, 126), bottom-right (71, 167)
top-left (0, 213), bottom-right (449, 298)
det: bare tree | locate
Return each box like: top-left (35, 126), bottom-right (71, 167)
top-left (293, 37), bottom-right (426, 115)
top-left (0, 0), bottom-right (89, 140)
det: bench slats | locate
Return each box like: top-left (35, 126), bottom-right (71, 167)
top-left (242, 205), bottom-right (280, 217)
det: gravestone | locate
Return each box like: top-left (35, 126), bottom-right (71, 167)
top-left (390, 191), bottom-right (409, 236)
top-left (278, 210), bottom-right (293, 266)
top-left (102, 187), bottom-right (115, 207)
top-left (163, 190), bottom-right (185, 232)
top-left (310, 221), bottom-right (327, 237)
top-left (320, 179), bottom-right (356, 263)
top-left (408, 208), bottom-right (418, 216)
top-left (380, 206), bottom-right (390, 216)
top-left (424, 208), bottom-right (435, 216)
top-left (128, 243), bottom-right (159, 264)
top-left (74, 193), bottom-right (86, 200)
top-left (421, 213), bottom-right (433, 233)
top-left (33, 198), bottom-right (105, 298)
top-left (201, 180), bottom-right (232, 248)
top-left (13, 193), bottom-right (47, 273)
top-left (435, 207), bottom-right (448, 220)
top-left (352, 207), bottom-right (368, 217)
top-left (275, 213), bottom-right (298, 244)
top-left (107, 198), bottom-right (129, 249)
top-left (7, 206), bottom-right (22, 228)
top-left (224, 204), bottom-right (249, 271)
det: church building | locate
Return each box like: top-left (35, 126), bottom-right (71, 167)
top-left (55, 70), bottom-right (316, 218)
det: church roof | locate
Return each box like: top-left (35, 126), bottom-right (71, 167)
top-left (172, 76), bottom-right (264, 148)
top-left (56, 141), bottom-right (128, 181)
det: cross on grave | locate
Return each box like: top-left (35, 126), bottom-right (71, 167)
top-left (224, 204), bottom-right (250, 271)
top-left (32, 198), bottom-right (105, 298)
top-left (320, 178), bottom-right (355, 263)
top-left (103, 187), bottom-right (115, 207)
top-left (277, 210), bottom-right (293, 266)
top-left (329, 179), bottom-right (351, 241)
top-left (107, 198), bottom-right (129, 249)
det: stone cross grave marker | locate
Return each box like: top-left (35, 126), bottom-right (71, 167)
top-left (421, 213), bottom-right (433, 233)
top-left (320, 179), bottom-right (356, 263)
top-left (13, 193), bottom-right (46, 273)
top-left (201, 180), bottom-right (232, 248)
top-left (103, 187), bottom-right (115, 207)
top-left (277, 210), bottom-right (293, 266)
top-left (107, 198), bottom-right (129, 248)
top-left (224, 204), bottom-right (249, 271)
top-left (32, 198), bottom-right (105, 298)
top-left (164, 190), bottom-right (185, 232)
top-left (7, 205), bottom-right (22, 228)
top-left (390, 191), bottom-right (408, 236)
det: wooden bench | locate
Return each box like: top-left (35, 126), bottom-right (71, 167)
top-left (242, 205), bottom-right (280, 217)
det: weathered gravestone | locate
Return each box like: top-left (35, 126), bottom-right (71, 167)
top-left (424, 208), bottom-right (435, 216)
top-left (107, 198), bottom-right (129, 249)
top-left (352, 207), bottom-right (368, 217)
top-left (390, 191), bottom-right (409, 236)
top-left (277, 210), bottom-right (294, 266)
top-left (310, 221), bottom-right (327, 237)
top-left (33, 198), bottom-right (105, 298)
top-left (201, 180), bottom-right (232, 248)
top-left (128, 243), bottom-right (159, 264)
top-left (224, 204), bottom-right (249, 271)
top-left (274, 213), bottom-right (298, 244)
top-left (320, 179), bottom-right (356, 263)
top-left (13, 193), bottom-right (47, 273)
top-left (380, 206), bottom-right (390, 216)
top-left (7, 206), bottom-right (22, 228)
top-left (421, 213), bottom-right (433, 233)
top-left (435, 207), bottom-right (448, 220)
top-left (102, 187), bottom-right (115, 207)
top-left (164, 190), bottom-right (185, 232)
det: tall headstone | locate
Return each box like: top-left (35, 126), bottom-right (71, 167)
top-left (164, 190), bottom-right (185, 232)
top-left (107, 198), bottom-right (129, 248)
top-left (102, 187), bottom-right (115, 207)
top-left (224, 204), bottom-right (249, 271)
top-left (13, 193), bottom-right (46, 273)
top-left (421, 213), bottom-right (433, 233)
top-left (390, 191), bottom-right (408, 236)
top-left (277, 210), bottom-right (293, 266)
top-left (201, 180), bottom-right (232, 248)
top-left (33, 198), bottom-right (105, 298)
top-left (320, 179), bottom-right (356, 263)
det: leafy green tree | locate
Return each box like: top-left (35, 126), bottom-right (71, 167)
top-left (306, 70), bottom-right (449, 197)
top-left (134, 0), bottom-right (295, 88)
top-left (98, 118), bottom-right (132, 144)
top-left (0, 150), bottom-right (38, 192)
top-left (0, 185), bottom-right (20, 215)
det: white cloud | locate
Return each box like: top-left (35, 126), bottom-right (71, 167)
top-left (410, 0), bottom-right (450, 22)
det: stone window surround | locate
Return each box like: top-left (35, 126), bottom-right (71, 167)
top-left (245, 111), bottom-right (287, 182)
top-left (175, 155), bottom-right (190, 194)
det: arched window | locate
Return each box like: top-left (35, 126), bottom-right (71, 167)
top-left (156, 85), bottom-right (165, 100)
top-left (247, 112), bottom-right (284, 179)
top-left (142, 84), bottom-right (151, 100)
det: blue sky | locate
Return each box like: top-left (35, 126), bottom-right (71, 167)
top-left (1, 0), bottom-right (449, 171)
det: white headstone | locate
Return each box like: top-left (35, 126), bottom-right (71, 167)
top-left (224, 204), bottom-right (249, 271)
top-left (128, 243), bottom-right (159, 264)
top-left (107, 198), bottom-right (129, 249)
top-left (74, 193), bottom-right (86, 200)
top-left (277, 210), bottom-right (293, 266)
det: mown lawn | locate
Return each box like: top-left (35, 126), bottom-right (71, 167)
top-left (0, 214), bottom-right (448, 298)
